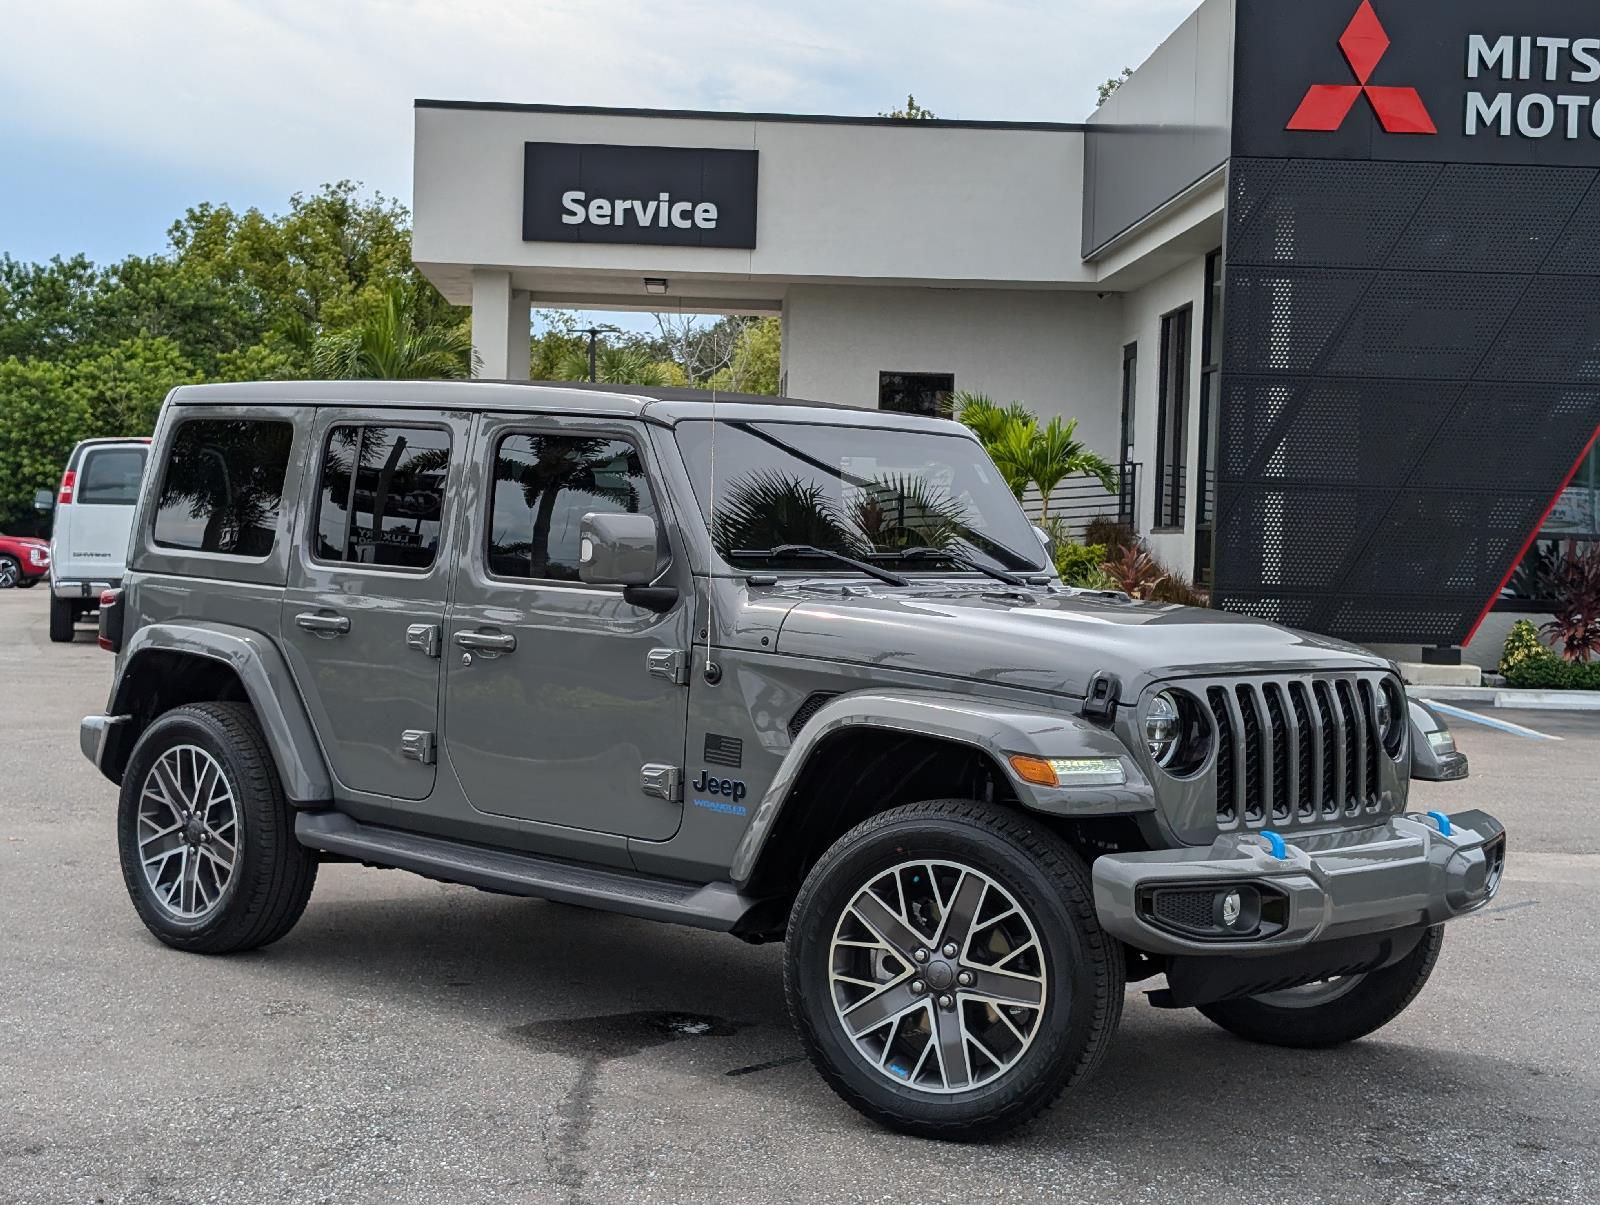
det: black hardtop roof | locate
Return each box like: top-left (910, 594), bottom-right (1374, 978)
top-left (164, 380), bottom-right (970, 435)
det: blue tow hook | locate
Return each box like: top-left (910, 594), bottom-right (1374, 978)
top-left (1259, 830), bottom-right (1287, 859)
top-left (1426, 811), bottom-right (1454, 837)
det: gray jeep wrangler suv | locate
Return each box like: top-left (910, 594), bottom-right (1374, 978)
top-left (82, 381), bottom-right (1505, 1140)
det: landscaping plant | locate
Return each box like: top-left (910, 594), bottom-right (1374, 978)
top-left (1538, 539), bottom-right (1600, 663)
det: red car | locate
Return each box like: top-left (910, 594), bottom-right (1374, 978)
top-left (0, 534), bottom-right (49, 589)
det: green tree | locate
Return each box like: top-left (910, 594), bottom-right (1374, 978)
top-left (554, 343), bottom-right (673, 386)
top-left (880, 95), bottom-right (937, 119)
top-left (0, 358), bottom-right (93, 524)
top-left (311, 283), bottom-right (473, 380)
top-left (73, 334), bottom-right (203, 435)
top-left (707, 316), bottom-right (781, 394)
top-left (1097, 68), bottom-right (1135, 107)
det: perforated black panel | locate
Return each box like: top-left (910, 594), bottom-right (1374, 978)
top-left (1216, 156), bottom-right (1600, 645)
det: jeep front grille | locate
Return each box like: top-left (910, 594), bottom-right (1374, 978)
top-left (1204, 676), bottom-right (1390, 830)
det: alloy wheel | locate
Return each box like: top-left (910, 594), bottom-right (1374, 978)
top-left (136, 745), bottom-right (240, 921)
top-left (828, 859), bottom-right (1049, 1094)
top-left (0, 558), bottom-right (18, 588)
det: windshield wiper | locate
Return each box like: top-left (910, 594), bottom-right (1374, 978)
top-left (732, 545), bottom-right (911, 586)
top-left (871, 546), bottom-right (1032, 588)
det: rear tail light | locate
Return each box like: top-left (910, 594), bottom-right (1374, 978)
top-left (58, 468), bottom-right (76, 505)
top-left (97, 589), bottom-right (124, 653)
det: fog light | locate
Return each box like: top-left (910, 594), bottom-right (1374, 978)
top-left (1008, 754), bottom-right (1126, 787)
top-left (1220, 890), bottom-right (1242, 927)
top-left (1212, 885), bottom-right (1261, 932)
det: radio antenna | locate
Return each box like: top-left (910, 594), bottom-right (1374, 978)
top-left (705, 377), bottom-right (719, 679)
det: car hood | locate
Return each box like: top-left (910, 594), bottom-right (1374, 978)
top-left (771, 585), bottom-right (1385, 700)
top-left (0, 535), bottom-right (47, 548)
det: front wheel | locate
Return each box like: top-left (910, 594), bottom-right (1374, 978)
top-left (1197, 925), bottom-right (1444, 1048)
top-left (785, 800), bottom-right (1123, 1141)
top-left (0, 555), bottom-right (20, 589)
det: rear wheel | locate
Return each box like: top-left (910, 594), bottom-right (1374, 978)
top-left (1197, 925), bottom-right (1444, 1048)
top-left (0, 555), bottom-right (20, 589)
top-left (48, 595), bottom-right (76, 642)
top-left (117, 702), bottom-right (317, 954)
top-left (785, 799), bottom-right (1123, 1140)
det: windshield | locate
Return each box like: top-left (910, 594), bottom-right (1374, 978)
top-left (674, 420), bottom-right (1046, 573)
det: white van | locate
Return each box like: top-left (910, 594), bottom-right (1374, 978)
top-left (45, 437), bottom-right (151, 642)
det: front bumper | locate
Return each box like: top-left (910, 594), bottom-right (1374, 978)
top-left (1093, 810), bottom-right (1506, 956)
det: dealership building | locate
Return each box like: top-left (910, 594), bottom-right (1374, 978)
top-left (411, 0), bottom-right (1600, 670)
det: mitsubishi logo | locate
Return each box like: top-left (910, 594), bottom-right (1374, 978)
top-left (1287, 0), bottom-right (1437, 134)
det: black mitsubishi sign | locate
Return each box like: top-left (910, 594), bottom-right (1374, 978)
top-left (522, 142), bottom-right (758, 248)
top-left (1235, 0), bottom-right (1600, 166)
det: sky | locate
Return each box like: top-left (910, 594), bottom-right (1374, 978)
top-left (0, 0), bottom-right (1200, 324)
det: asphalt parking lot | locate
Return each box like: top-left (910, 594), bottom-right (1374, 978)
top-left (2, 589), bottom-right (1597, 1204)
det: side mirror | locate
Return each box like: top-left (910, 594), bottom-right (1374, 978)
top-left (33, 488), bottom-right (55, 513)
top-left (1033, 525), bottom-right (1055, 556)
top-left (1407, 699), bottom-right (1469, 781)
top-left (578, 513), bottom-right (677, 612)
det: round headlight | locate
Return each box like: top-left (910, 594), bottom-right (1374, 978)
top-left (1378, 679), bottom-right (1405, 757)
top-left (1146, 691), bottom-right (1181, 767)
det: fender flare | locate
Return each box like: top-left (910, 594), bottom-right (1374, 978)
top-left (729, 690), bottom-right (1153, 887)
top-left (111, 621), bottom-right (333, 804)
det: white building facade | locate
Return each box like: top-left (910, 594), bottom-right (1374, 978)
top-left (410, 0), bottom-right (1232, 580)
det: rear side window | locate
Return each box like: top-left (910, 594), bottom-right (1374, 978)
top-left (488, 433), bottom-right (659, 581)
top-left (152, 419), bottom-right (294, 557)
top-left (77, 446), bottom-right (148, 505)
top-left (313, 424), bottom-right (452, 570)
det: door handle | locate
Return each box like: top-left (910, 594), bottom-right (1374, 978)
top-left (295, 611), bottom-right (350, 636)
top-left (454, 629), bottom-right (516, 653)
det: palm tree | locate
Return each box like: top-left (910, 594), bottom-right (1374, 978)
top-left (312, 284), bottom-right (473, 380)
top-left (955, 393), bottom-right (1033, 449)
top-left (555, 345), bottom-right (673, 387)
top-left (1022, 417), bottom-right (1118, 520)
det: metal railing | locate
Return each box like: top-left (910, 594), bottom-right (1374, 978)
top-left (1021, 462), bottom-right (1139, 543)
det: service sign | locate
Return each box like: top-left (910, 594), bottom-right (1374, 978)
top-left (522, 142), bottom-right (758, 248)
top-left (1235, 0), bottom-right (1600, 164)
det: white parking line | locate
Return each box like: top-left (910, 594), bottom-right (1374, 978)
top-left (1427, 700), bottom-right (1562, 741)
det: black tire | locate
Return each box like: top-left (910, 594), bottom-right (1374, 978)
top-left (785, 799), bottom-right (1123, 1141)
top-left (0, 554), bottom-right (20, 589)
top-left (117, 702), bottom-right (317, 954)
top-left (15, 576), bottom-right (38, 589)
top-left (48, 594), bottom-right (76, 642)
top-left (1197, 925), bottom-right (1444, 1048)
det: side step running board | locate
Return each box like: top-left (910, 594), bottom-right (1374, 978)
top-left (295, 811), bottom-right (765, 934)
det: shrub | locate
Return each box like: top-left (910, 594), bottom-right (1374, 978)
top-left (1539, 539), bottom-right (1600, 663)
top-left (1054, 541), bottom-right (1108, 587)
top-left (1102, 545), bottom-right (1168, 599)
top-left (1500, 619), bottom-right (1600, 688)
top-left (1084, 516), bottom-right (1138, 558)
top-left (1149, 572), bottom-right (1209, 607)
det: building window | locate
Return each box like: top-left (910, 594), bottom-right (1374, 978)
top-left (879, 372), bottom-right (955, 417)
top-left (1155, 306), bottom-right (1192, 529)
top-left (1194, 250), bottom-right (1223, 582)
top-left (487, 433), bottom-right (660, 582)
top-left (152, 419), bottom-right (294, 557)
top-left (1498, 443), bottom-right (1600, 609)
top-left (1119, 343), bottom-right (1138, 465)
top-left (313, 425), bottom-right (452, 570)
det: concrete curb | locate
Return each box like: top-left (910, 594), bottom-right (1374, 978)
top-left (1409, 684), bottom-right (1600, 711)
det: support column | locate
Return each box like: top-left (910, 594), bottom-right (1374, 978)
top-left (469, 271), bottom-right (531, 380)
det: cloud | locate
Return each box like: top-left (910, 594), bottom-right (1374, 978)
top-left (2, 0), bottom-right (1200, 251)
